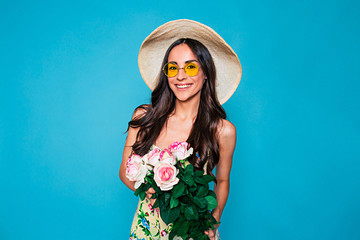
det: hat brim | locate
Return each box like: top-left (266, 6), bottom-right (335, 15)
top-left (138, 19), bottom-right (242, 105)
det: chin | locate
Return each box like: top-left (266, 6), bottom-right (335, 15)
top-left (176, 97), bottom-right (191, 102)
top-left (174, 92), bottom-right (200, 103)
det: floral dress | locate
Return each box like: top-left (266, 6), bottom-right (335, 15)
top-left (129, 197), bottom-right (172, 240)
top-left (129, 145), bottom-right (221, 240)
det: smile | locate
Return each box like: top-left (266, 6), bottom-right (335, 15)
top-left (175, 84), bottom-right (193, 89)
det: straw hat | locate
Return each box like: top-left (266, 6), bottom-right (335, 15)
top-left (138, 19), bottom-right (242, 104)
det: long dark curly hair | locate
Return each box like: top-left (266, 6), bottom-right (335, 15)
top-left (128, 38), bottom-right (226, 175)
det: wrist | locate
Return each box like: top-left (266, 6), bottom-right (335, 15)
top-left (212, 209), bottom-right (221, 223)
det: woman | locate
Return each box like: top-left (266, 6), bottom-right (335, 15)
top-left (119, 19), bottom-right (242, 240)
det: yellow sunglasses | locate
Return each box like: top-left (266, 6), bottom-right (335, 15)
top-left (163, 61), bottom-right (200, 77)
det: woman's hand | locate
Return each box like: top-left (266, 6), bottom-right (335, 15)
top-left (145, 187), bottom-right (156, 206)
top-left (204, 215), bottom-right (220, 240)
top-left (204, 228), bottom-right (217, 240)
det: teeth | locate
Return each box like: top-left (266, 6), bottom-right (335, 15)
top-left (177, 84), bottom-right (191, 89)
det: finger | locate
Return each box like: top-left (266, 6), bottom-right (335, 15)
top-left (148, 187), bottom-right (156, 194)
top-left (204, 230), bottom-right (214, 238)
top-left (146, 193), bottom-right (153, 200)
top-left (145, 189), bottom-right (155, 199)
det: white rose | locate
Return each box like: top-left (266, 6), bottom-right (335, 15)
top-left (143, 148), bottom-right (161, 166)
top-left (126, 154), bottom-right (149, 189)
top-left (153, 161), bottom-right (179, 191)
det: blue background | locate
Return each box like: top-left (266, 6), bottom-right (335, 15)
top-left (1, 0), bottom-right (359, 239)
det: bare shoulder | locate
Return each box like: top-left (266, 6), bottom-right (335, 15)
top-left (217, 119), bottom-right (236, 144)
top-left (131, 104), bottom-right (150, 120)
top-left (127, 104), bottom-right (150, 139)
top-left (216, 119), bottom-right (236, 176)
top-left (124, 104), bottom-right (150, 152)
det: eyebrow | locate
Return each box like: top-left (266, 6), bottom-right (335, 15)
top-left (168, 60), bottom-right (199, 64)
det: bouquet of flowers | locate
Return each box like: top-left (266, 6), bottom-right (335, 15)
top-left (126, 142), bottom-right (219, 240)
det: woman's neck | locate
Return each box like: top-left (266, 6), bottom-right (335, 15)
top-left (172, 96), bottom-right (200, 121)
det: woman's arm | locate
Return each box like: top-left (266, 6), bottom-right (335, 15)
top-left (205, 119), bottom-right (236, 240)
top-left (119, 108), bottom-right (146, 192)
top-left (213, 119), bottom-right (236, 223)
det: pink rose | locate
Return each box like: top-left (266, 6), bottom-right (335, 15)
top-left (161, 155), bottom-right (176, 165)
top-left (153, 161), bottom-right (179, 191)
top-left (169, 141), bottom-right (193, 160)
top-left (143, 148), bottom-right (161, 166)
top-left (159, 149), bottom-right (172, 160)
top-left (126, 154), bottom-right (142, 166)
top-left (126, 154), bottom-right (148, 189)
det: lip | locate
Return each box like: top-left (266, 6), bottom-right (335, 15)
top-left (175, 83), bottom-right (193, 90)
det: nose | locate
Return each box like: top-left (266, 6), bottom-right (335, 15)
top-left (176, 67), bottom-right (187, 81)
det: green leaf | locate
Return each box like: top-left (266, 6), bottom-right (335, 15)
top-left (190, 226), bottom-right (204, 239)
top-left (172, 217), bottom-right (184, 231)
top-left (181, 196), bottom-right (190, 204)
top-left (169, 229), bottom-right (177, 240)
top-left (172, 181), bottom-right (185, 199)
top-left (185, 164), bottom-right (194, 173)
top-left (205, 195), bottom-right (218, 210)
top-left (170, 197), bottom-right (179, 209)
top-left (134, 187), bottom-right (141, 197)
top-left (202, 234), bottom-right (210, 240)
top-left (194, 177), bottom-right (207, 185)
top-left (151, 181), bottom-right (161, 192)
top-left (198, 207), bottom-right (207, 213)
top-left (194, 170), bottom-right (204, 177)
top-left (164, 192), bottom-right (171, 205)
top-left (143, 183), bottom-right (151, 191)
top-left (189, 185), bottom-right (197, 192)
top-left (184, 205), bottom-right (199, 220)
top-left (192, 196), bottom-right (207, 209)
top-left (152, 199), bottom-right (159, 208)
top-left (160, 205), bottom-right (180, 224)
top-left (196, 185), bottom-right (209, 197)
top-left (203, 174), bottom-right (216, 183)
top-left (151, 192), bottom-right (158, 199)
top-left (207, 190), bottom-right (216, 198)
top-left (209, 214), bottom-right (220, 224)
top-left (139, 191), bottom-right (146, 201)
top-left (182, 173), bottom-right (195, 186)
top-left (177, 220), bottom-right (190, 236)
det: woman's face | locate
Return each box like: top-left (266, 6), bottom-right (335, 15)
top-left (167, 43), bottom-right (206, 103)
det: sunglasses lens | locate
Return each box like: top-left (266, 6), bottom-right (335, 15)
top-left (185, 62), bottom-right (199, 76)
top-left (164, 63), bottom-right (178, 77)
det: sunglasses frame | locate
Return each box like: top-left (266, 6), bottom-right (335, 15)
top-left (163, 61), bottom-right (201, 77)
